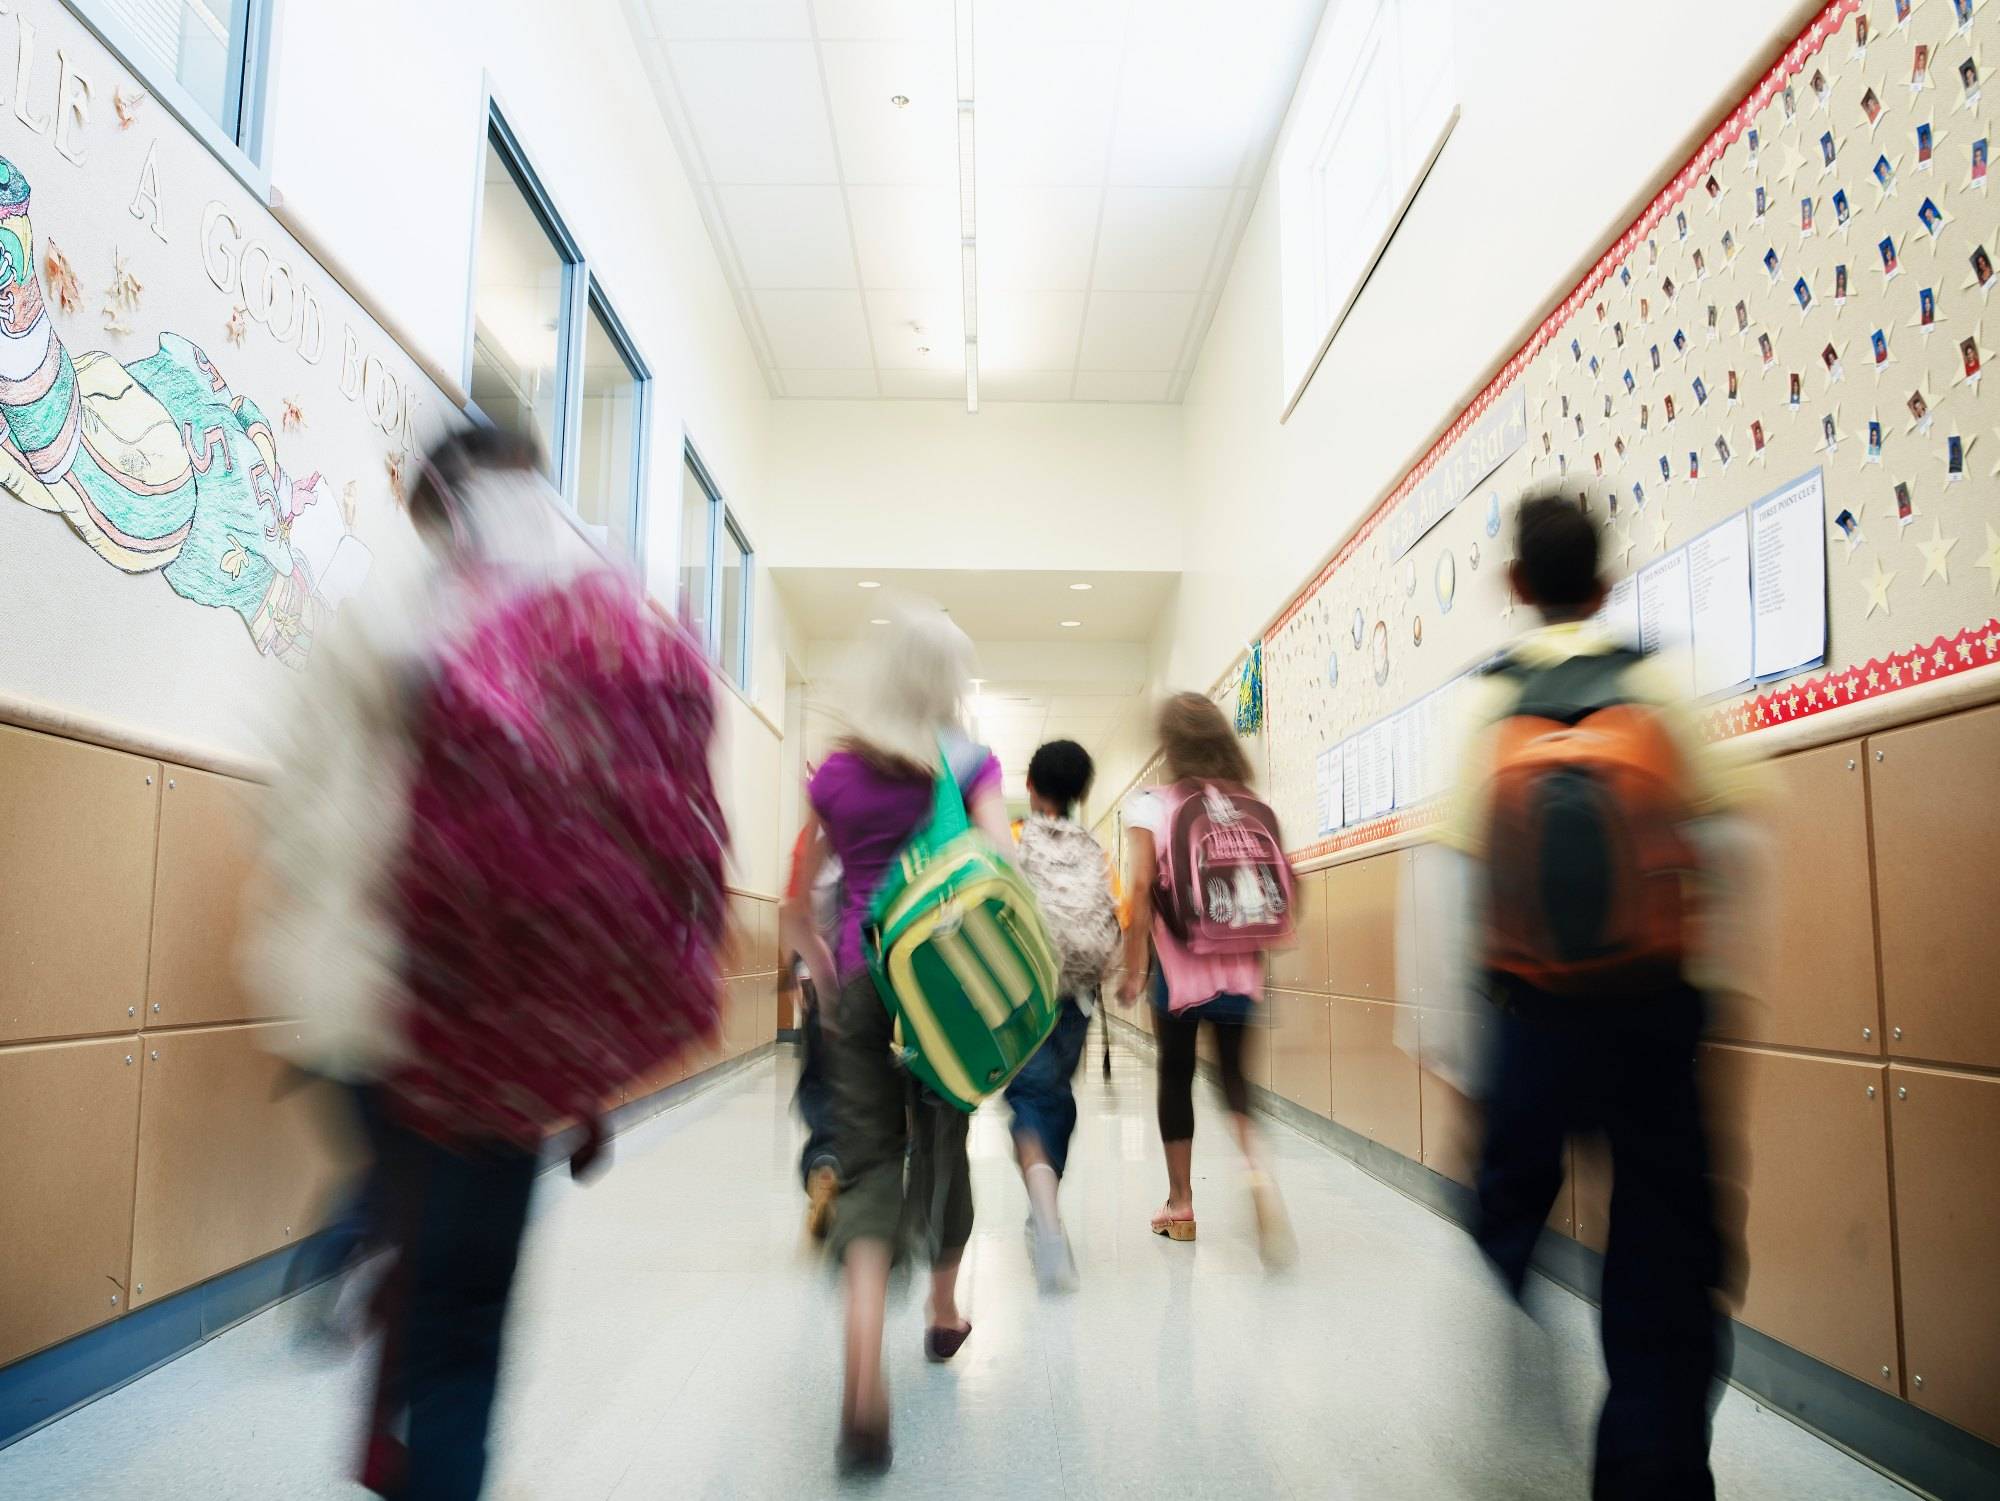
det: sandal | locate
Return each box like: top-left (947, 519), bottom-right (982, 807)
top-left (1149, 1205), bottom-right (1197, 1242)
top-left (924, 1320), bottom-right (972, 1362)
top-left (836, 1418), bottom-right (892, 1477)
top-left (1249, 1172), bottom-right (1296, 1269)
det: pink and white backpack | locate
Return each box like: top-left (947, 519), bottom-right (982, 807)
top-left (1150, 780), bottom-right (1296, 957)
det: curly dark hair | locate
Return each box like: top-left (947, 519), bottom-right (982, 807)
top-left (1027, 739), bottom-right (1095, 813)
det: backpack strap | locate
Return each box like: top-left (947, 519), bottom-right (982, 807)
top-left (1491, 646), bottom-right (1645, 726)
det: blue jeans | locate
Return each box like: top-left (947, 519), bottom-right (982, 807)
top-left (1006, 999), bottom-right (1091, 1178)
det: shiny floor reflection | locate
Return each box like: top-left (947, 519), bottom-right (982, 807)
top-left (0, 1038), bottom-right (1911, 1499)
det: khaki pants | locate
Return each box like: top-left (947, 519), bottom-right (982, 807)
top-left (825, 972), bottom-right (974, 1266)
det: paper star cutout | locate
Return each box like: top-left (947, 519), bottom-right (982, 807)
top-left (1862, 557), bottom-right (1896, 617)
top-left (1773, 142), bottom-right (1813, 187)
top-left (1979, 523), bottom-right (2000, 592)
top-left (1918, 519), bottom-right (1958, 582)
top-left (1650, 512), bottom-right (1674, 554)
top-left (1615, 526), bottom-right (1637, 568)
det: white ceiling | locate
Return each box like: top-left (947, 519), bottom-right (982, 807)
top-left (771, 565), bottom-right (1177, 643)
top-left (625, 0), bottom-right (1326, 403)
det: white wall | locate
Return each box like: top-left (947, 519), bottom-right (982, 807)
top-left (1164, 0), bottom-right (1818, 692)
top-left (760, 401), bottom-right (1187, 572)
top-left (265, 0), bottom-right (793, 886)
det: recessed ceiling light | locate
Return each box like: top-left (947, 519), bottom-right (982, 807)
top-left (1059, 619), bottom-right (1082, 629)
top-left (858, 580), bottom-right (881, 589)
top-left (870, 617), bottom-right (891, 626)
top-left (917, 345), bottom-right (930, 355)
top-left (891, 94), bottom-right (910, 109)
top-left (1068, 582), bottom-right (1093, 591)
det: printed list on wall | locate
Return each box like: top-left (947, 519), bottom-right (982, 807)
top-left (1265, 0), bottom-right (2000, 863)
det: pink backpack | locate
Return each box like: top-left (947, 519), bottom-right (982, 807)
top-left (1151, 780), bottom-right (1296, 956)
top-left (387, 572), bottom-right (727, 1148)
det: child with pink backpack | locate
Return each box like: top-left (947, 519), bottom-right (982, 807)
top-left (1117, 693), bottom-right (1296, 1265)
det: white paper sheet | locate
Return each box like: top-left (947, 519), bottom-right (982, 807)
top-left (1391, 709), bottom-right (1424, 810)
top-left (1342, 738), bottom-right (1361, 827)
top-left (1595, 574), bottom-right (1642, 649)
top-left (1317, 744), bottom-right (1345, 835)
top-left (1361, 721), bottom-right (1397, 820)
top-left (1751, 468), bottom-right (1830, 679)
top-left (1638, 549), bottom-right (1697, 697)
top-left (1686, 511), bottom-right (1755, 698)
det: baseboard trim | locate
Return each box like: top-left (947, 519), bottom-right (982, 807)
top-left (0, 1044), bottom-right (781, 1454)
top-left (1108, 1017), bottom-right (1995, 1501)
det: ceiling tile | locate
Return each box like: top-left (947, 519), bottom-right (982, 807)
top-left (1048, 694), bottom-right (1137, 716)
top-left (718, 186), bottom-right (857, 287)
top-left (976, 185), bottom-right (1100, 291)
top-left (1076, 292), bottom-right (1198, 371)
top-left (1092, 187), bottom-right (1231, 292)
top-left (975, 40), bottom-right (1119, 186)
top-left (878, 369), bottom-right (965, 398)
top-left (650, 0), bottom-right (812, 39)
top-left (781, 369), bottom-right (881, 397)
top-left (755, 289), bottom-right (875, 366)
top-left (977, 291), bottom-right (1086, 370)
top-left (970, 0), bottom-right (1128, 44)
top-left (822, 41), bottom-right (959, 185)
top-left (867, 289), bottom-right (964, 369)
top-left (848, 186), bottom-right (961, 288)
top-left (978, 370), bottom-right (1074, 402)
top-left (814, 0), bottom-right (952, 40)
top-left (1073, 370), bottom-right (1175, 402)
top-left (669, 41), bottom-right (839, 183)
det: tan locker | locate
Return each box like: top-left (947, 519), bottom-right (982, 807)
top-left (1696, 1044), bottom-right (1899, 1392)
top-left (1870, 704), bottom-right (2000, 1068)
top-left (0, 726), bottom-right (159, 1044)
top-left (1888, 1064), bottom-right (2000, 1445)
top-left (1418, 1067), bottom-right (1482, 1187)
top-left (1267, 871), bottom-right (1328, 993)
top-left (130, 1023), bottom-right (358, 1307)
top-left (1707, 740), bottom-right (1878, 1055)
top-left (1573, 1134), bottom-right (1613, 1253)
top-left (1325, 852), bottom-right (1401, 999)
top-left (1242, 1013), bottom-right (1274, 1092)
top-left (1328, 996), bottom-right (1420, 1159)
top-left (147, 767), bottom-right (267, 1028)
top-left (1270, 990), bottom-right (1332, 1117)
top-left (0, 1036), bottom-right (144, 1364)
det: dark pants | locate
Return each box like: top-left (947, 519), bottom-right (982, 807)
top-left (795, 984), bottom-right (839, 1187)
top-left (1005, 998), bottom-right (1091, 1177)
top-left (1474, 983), bottom-right (1726, 1501)
top-left (824, 971), bottom-right (973, 1266)
top-left (1154, 992), bottom-right (1253, 1142)
top-left (372, 1121), bottom-right (539, 1501)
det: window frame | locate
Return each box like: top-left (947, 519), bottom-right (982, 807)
top-left (65, 0), bottom-right (278, 197)
top-left (680, 440), bottom-right (754, 694)
top-left (464, 94), bottom-right (651, 561)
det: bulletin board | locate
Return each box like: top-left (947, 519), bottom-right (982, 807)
top-left (0, 0), bottom-right (447, 705)
top-left (1264, 0), bottom-right (2000, 863)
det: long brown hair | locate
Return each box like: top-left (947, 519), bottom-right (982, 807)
top-left (1157, 692), bottom-right (1251, 785)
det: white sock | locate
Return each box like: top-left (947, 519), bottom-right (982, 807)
top-left (1025, 1162), bottom-right (1061, 1232)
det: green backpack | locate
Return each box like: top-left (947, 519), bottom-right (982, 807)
top-left (865, 746), bottom-right (1062, 1112)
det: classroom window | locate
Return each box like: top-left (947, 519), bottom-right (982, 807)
top-left (678, 446), bottom-right (753, 691)
top-left (470, 125), bottom-right (575, 484)
top-left (574, 290), bottom-right (647, 554)
top-left (716, 512), bottom-right (752, 689)
top-left (78, 0), bottom-right (269, 162)
top-left (1277, 0), bottom-right (1456, 417)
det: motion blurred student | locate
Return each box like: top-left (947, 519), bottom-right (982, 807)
top-left (1007, 739), bottom-right (1120, 1291)
top-left (1446, 491), bottom-right (1743, 1501)
top-left (1118, 693), bottom-right (1295, 1264)
top-left (781, 610), bottom-right (1008, 1476)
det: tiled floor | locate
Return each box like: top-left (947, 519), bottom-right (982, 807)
top-left (0, 1040), bottom-right (1913, 1499)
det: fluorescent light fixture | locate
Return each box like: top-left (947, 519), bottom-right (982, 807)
top-left (1059, 619), bottom-right (1082, 628)
top-left (961, 244), bottom-right (978, 337)
top-left (965, 348), bottom-right (978, 414)
top-left (858, 579), bottom-right (882, 589)
top-left (957, 108), bottom-right (977, 238)
top-left (870, 617), bottom-right (891, 626)
top-left (1069, 582), bottom-right (1093, 591)
top-left (954, 0), bottom-right (975, 100)
top-left (955, 0), bottom-right (977, 414)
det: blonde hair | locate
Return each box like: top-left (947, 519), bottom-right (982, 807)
top-left (837, 607), bottom-right (976, 778)
top-left (1158, 691), bottom-right (1252, 785)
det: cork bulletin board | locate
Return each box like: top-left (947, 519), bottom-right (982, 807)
top-left (1264, 0), bottom-right (2000, 862)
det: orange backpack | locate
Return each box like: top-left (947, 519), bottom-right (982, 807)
top-left (1480, 649), bottom-right (1696, 997)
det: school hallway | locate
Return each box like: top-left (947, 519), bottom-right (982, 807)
top-left (0, 1037), bottom-right (1908, 1501)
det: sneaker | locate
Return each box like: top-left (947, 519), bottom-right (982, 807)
top-left (1032, 1222), bottom-right (1079, 1294)
top-left (805, 1164), bottom-right (838, 1241)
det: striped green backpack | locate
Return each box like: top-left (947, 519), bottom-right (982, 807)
top-left (865, 746), bottom-right (1062, 1111)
